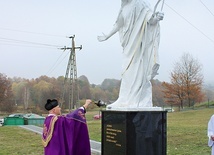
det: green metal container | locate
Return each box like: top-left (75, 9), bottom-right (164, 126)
top-left (24, 117), bottom-right (44, 125)
top-left (4, 117), bottom-right (24, 125)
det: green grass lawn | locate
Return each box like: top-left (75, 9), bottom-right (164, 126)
top-left (0, 108), bottom-right (213, 154)
top-left (0, 126), bottom-right (43, 155)
top-left (167, 108), bottom-right (212, 155)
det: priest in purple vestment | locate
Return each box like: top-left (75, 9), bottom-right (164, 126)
top-left (42, 99), bottom-right (92, 155)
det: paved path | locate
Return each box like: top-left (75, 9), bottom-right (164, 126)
top-left (19, 125), bottom-right (101, 155)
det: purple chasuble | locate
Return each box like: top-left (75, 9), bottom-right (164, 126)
top-left (42, 108), bottom-right (91, 155)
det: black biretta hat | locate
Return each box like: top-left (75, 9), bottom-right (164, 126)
top-left (45, 99), bottom-right (58, 111)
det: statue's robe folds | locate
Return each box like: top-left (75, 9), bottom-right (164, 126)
top-left (42, 108), bottom-right (91, 155)
top-left (108, 0), bottom-right (161, 109)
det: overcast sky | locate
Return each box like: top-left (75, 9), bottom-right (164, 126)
top-left (0, 0), bottom-right (213, 85)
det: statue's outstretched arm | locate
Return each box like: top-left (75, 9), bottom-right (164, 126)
top-left (97, 12), bottom-right (123, 42)
top-left (97, 24), bottom-right (119, 42)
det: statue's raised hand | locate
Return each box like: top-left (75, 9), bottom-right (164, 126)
top-left (156, 11), bottom-right (164, 21)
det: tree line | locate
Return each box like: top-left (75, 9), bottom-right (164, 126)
top-left (0, 53), bottom-right (213, 113)
top-left (0, 74), bottom-right (122, 113)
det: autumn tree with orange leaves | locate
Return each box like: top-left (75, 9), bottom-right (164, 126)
top-left (162, 53), bottom-right (204, 109)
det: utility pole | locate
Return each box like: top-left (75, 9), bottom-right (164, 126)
top-left (60, 35), bottom-right (82, 111)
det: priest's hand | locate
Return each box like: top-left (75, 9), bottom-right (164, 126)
top-left (211, 135), bottom-right (214, 141)
top-left (83, 99), bottom-right (92, 109)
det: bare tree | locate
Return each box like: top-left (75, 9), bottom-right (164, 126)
top-left (163, 53), bottom-right (204, 109)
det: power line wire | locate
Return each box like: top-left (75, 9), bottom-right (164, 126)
top-left (0, 31), bottom-right (70, 75)
top-left (0, 37), bottom-right (61, 48)
top-left (0, 42), bottom-right (58, 49)
top-left (199, 0), bottom-right (214, 17)
top-left (0, 28), bottom-right (75, 77)
top-left (0, 27), bottom-right (66, 38)
top-left (165, 3), bottom-right (214, 45)
top-left (46, 51), bottom-right (69, 75)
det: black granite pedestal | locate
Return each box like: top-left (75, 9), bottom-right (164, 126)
top-left (101, 110), bottom-right (167, 155)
